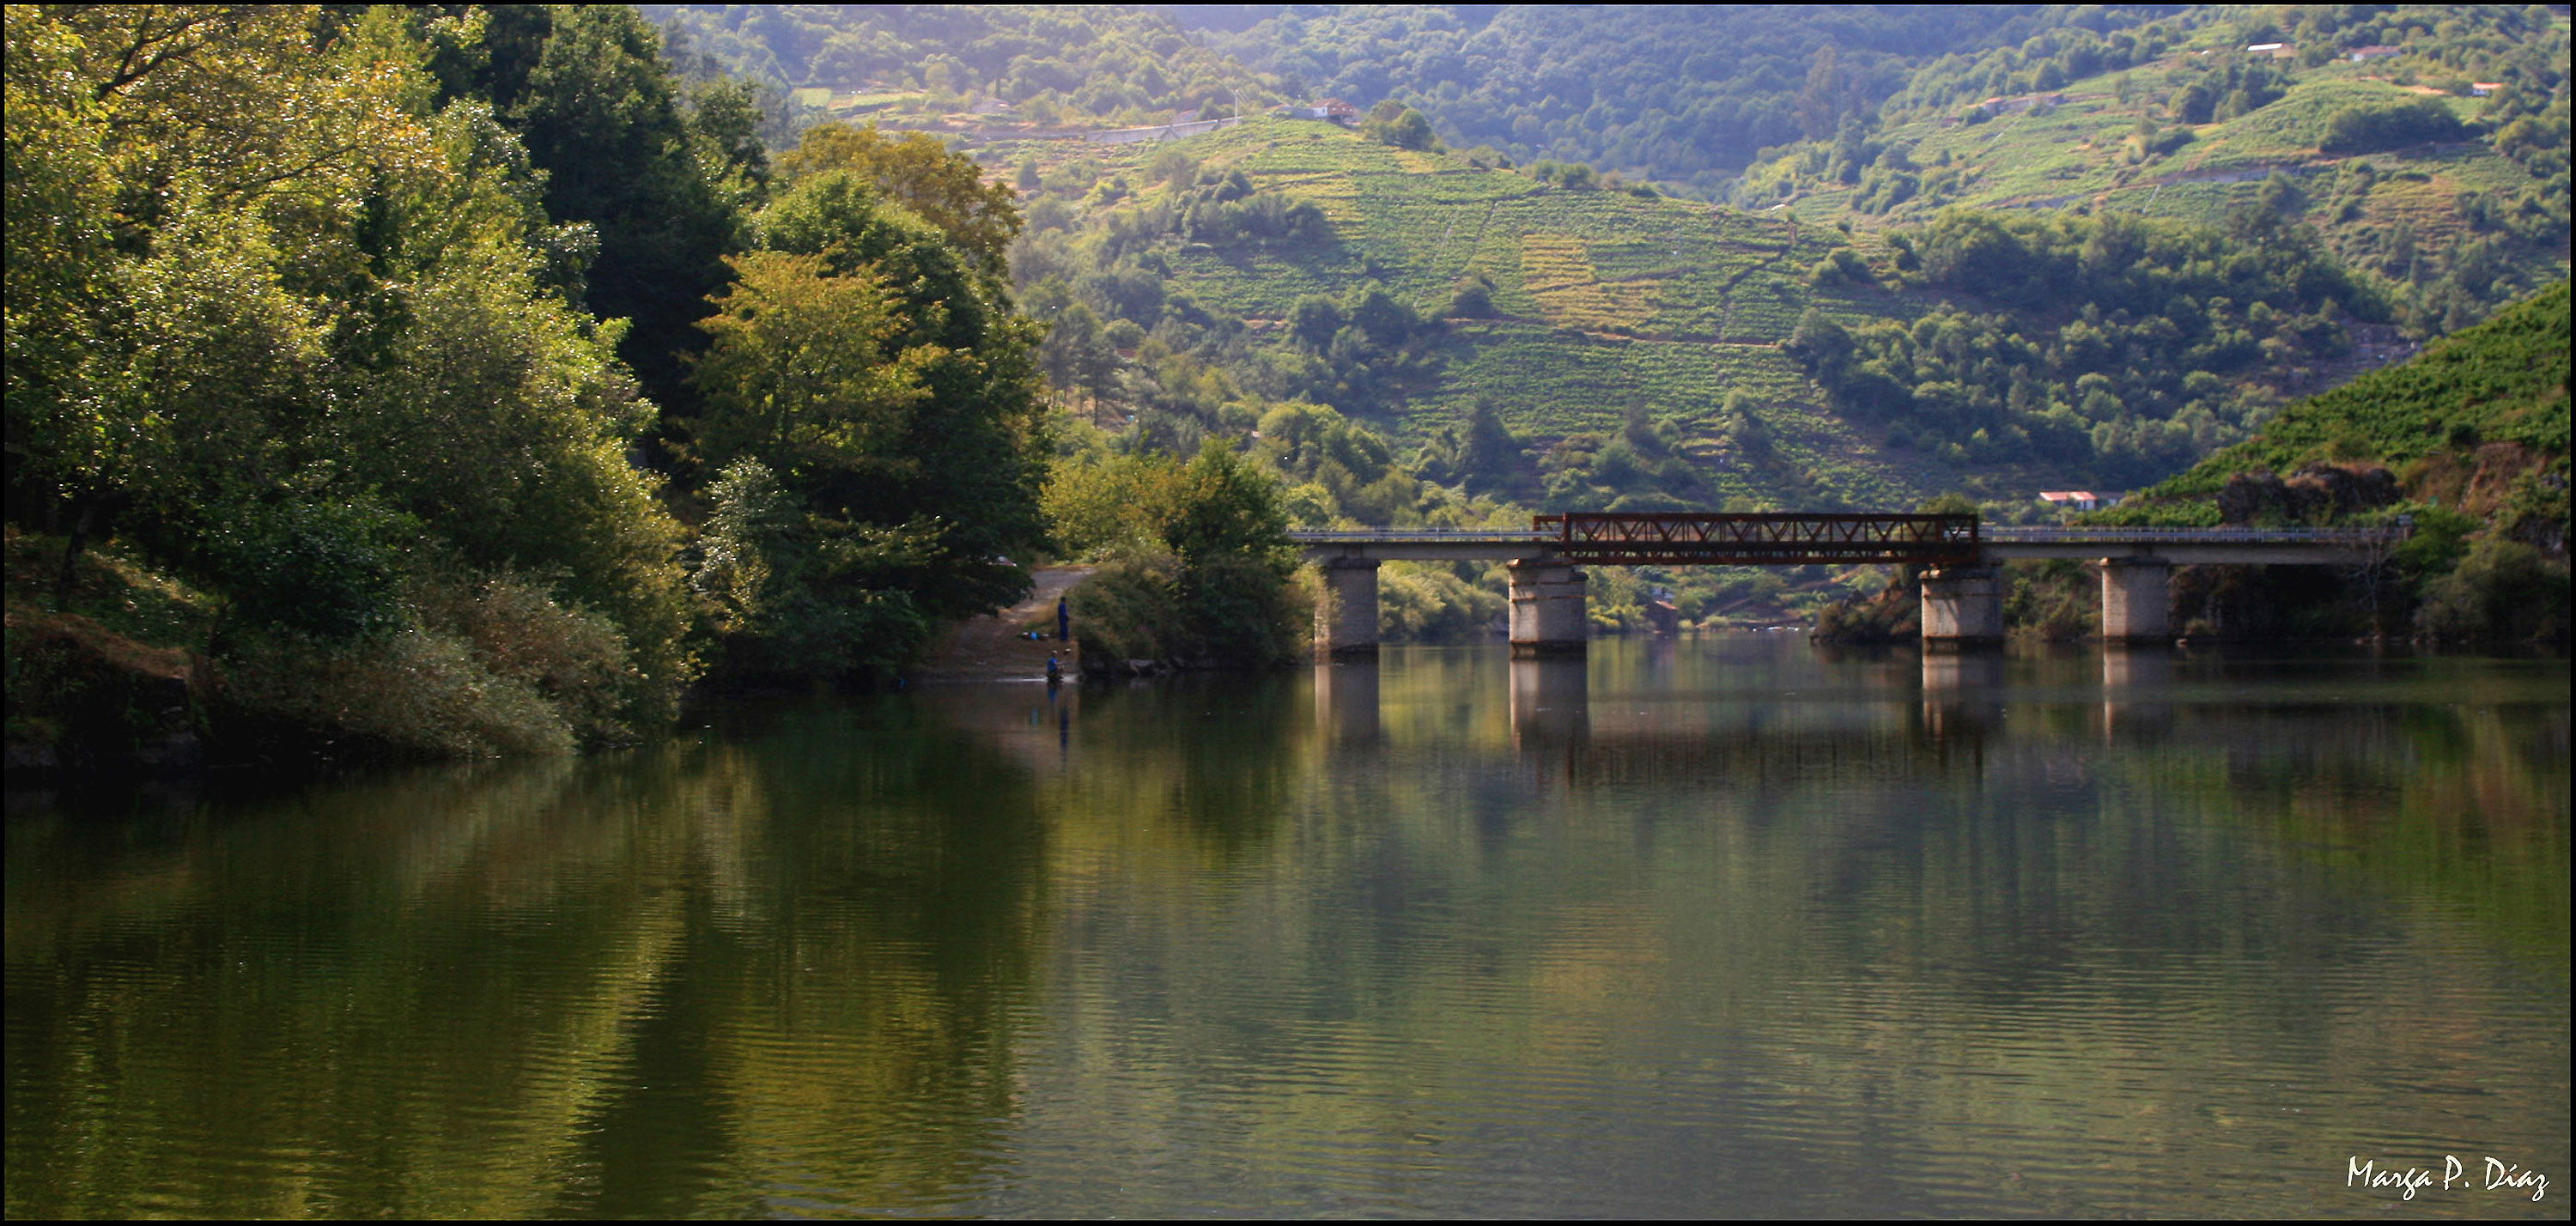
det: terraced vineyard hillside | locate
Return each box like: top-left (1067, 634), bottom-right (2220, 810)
top-left (1000, 118), bottom-right (1967, 509)
top-left (1737, 10), bottom-right (2571, 331)
top-left (1770, 67), bottom-right (2541, 230)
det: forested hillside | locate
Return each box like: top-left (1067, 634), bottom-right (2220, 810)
top-left (2103, 280), bottom-right (2568, 640)
top-left (998, 115), bottom-right (2389, 507)
top-left (1734, 3), bottom-right (2570, 333)
top-left (652, 5), bottom-right (2563, 507)
top-left (646, 4), bottom-right (1285, 128)
top-left (2117, 278), bottom-right (2567, 513)
top-left (1188, 4), bottom-right (2081, 194)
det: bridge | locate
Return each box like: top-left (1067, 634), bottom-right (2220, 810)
top-left (1290, 513), bottom-right (2397, 657)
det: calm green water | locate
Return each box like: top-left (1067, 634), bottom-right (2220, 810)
top-left (7, 638), bottom-right (2568, 1218)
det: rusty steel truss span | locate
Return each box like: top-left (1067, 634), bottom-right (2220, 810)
top-left (1534, 513), bottom-right (1983, 567)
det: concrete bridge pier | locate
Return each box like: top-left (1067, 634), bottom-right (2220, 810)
top-left (1919, 565), bottom-right (2004, 642)
top-left (2098, 558), bottom-right (2173, 641)
top-left (1315, 558), bottom-right (1382, 659)
top-left (1508, 560), bottom-right (1588, 658)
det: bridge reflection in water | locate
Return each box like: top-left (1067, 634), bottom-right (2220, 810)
top-left (1310, 643), bottom-right (2195, 784)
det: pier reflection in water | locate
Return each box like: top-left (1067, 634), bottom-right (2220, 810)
top-left (1920, 645), bottom-right (2006, 741)
top-left (1314, 659), bottom-right (1382, 745)
top-left (1509, 656), bottom-right (1591, 756)
top-left (5, 637), bottom-right (2567, 1218)
top-left (2099, 644), bottom-right (2176, 738)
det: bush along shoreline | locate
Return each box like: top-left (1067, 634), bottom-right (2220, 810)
top-left (1048, 446), bottom-right (1310, 677)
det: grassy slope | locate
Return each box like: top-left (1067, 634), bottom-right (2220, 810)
top-left (1782, 44), bottom-right (2565, 276)
top-left (2113, 278), bottom-right (2569, 510)
top-left (997, 118), bottom-right (1978, 508)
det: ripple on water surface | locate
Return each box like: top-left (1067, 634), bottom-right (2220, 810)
top-left (6, 640), bottom-right (2568, 1217)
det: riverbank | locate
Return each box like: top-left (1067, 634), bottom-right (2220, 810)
top-left (911, 566), bottom-right (1091, 680)
top-left (3, 525), bottom-right (1096, 776)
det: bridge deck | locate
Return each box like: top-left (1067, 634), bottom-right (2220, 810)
top-left (1291, 519), bottom-right (2397, 567)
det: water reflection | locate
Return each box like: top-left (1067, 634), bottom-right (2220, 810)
top-left (7, 639), bottom-right (2568, 1217)
top-left (1919, 645), bottom-right (2005, 743)
top-left (6, 711), bottom-right (1052, 1218)
top-left (2099, 644), bottom-right (2175, 738)
top-left (1313, 660), bottom-right (1381, 745)
top-left (1509, 656), bottom-right (1591, 755)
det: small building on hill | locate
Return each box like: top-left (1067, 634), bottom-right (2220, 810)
top-left (2348, 45), bottom-right (2404, 62)
top-left (2039, 490), bottom-right (2105, 513)
top-left (1276, 99), bottom-right (1363, 124)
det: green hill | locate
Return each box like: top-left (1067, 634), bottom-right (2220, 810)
top-left (2116, 278), bottom-right (2569, 509)
top-left (1736, 4), bottom-right (2571, 334)
top-left (650, 4), bottom-right (2566, 514)
top-left (999, 115), bottom-right (2407, 507)
top-left (2103, 280), bottom-right (2567, 640)
top-left (998, 117), bottom-right (1968, 507)
top-left (1186, 4), bottom-right (2063, 193)
top-left (655, 4), bottom-right (2567, 565)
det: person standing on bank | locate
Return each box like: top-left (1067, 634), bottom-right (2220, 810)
top-left (1057, 595), bottom-right (1071, 642)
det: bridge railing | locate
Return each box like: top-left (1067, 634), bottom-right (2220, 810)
top-left (1288, 520), bottom-right (2408, 557)
top-left (1984, 525), bottom-right (2405, 545)
top-left (1286, 528), bottom-right (1554, 543)
top-left (1536, 512), bottom-right (1983, 566)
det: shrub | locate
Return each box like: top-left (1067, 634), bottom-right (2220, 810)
top-left (1447, 280), bottom-right (1496, 319)
top-left (2417, 537), bottom-right (2571, 642)
top-left (222, 628), bottom-right (576, 759)
top-left (1058, 446), bottom-right (1306, 667)
top-left (208, 498), bottom-right (416, 642)
top-left (2320, 99), bottom-right (2468, 154)
top-left (1068, 555), bottom-right (1186, 664)
top-left (408, 568), bottom-right (642, 743)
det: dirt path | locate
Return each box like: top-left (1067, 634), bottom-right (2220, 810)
top-left (913, 565), bottom-right (1091, 679)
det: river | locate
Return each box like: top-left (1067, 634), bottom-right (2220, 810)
top-left (6, 637), bottom-right (2567, 1217)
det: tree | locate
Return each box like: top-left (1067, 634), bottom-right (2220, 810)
top-left (506, 4), bottom-right (744, 416)
top-left (1273, 295), bottom-right (1338, 355)
top-left (776, 121), bottom-right (1023, 272)
top-left (687, 151), bottom-right (1048, 669)
top-left (1364, 102), bottom-right (1438, 150)
top-left (1050, 445), bottom-right (1304, 668)
top-left (1455, 400), bottom-right (1523, 493)
top-left (690, 252), bottom-right (933, 482)
top-left (6, 5), bottom-right (699, 729)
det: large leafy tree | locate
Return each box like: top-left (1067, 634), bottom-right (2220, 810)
top-left (6, 4), bottom-right (696, 719)
top-left (686, 142), bottom-right (1048, 675)
top-left (7, 4), bottom-right (424, 556)
top-left (501, 4), bottom-right (752, 417)
top-left (775, 122), bottom-right (1023, 273)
